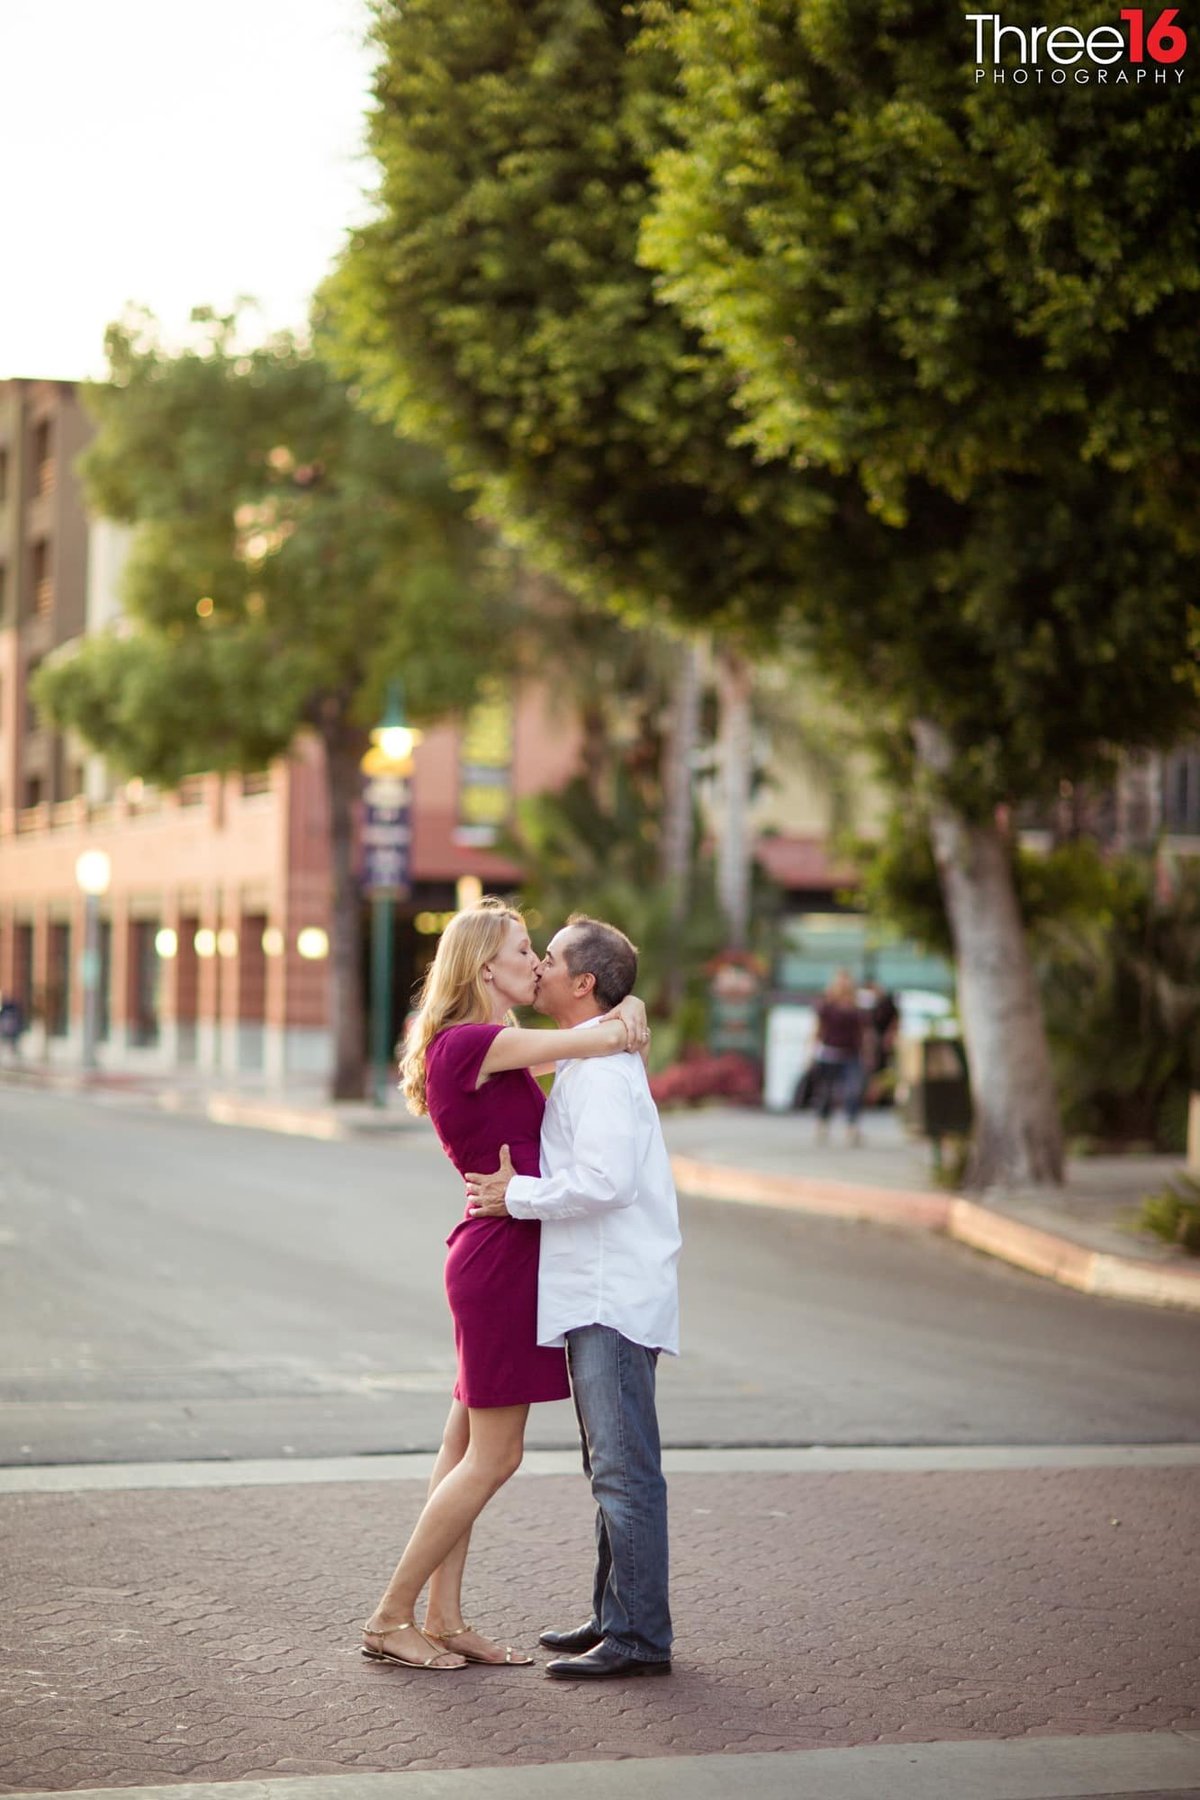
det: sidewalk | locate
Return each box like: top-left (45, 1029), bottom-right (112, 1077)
top-left (663, 1106), bottom-right (1200, 1312)
top-left (4, 1062), bottom-right (1200, 1310)
top-left (0, 1061), bottom-right (419, 1140)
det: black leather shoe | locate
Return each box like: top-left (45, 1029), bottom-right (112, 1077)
top-left (545, 1642), bottom-right (671, 1680)
top-left (538, 1622), bottom-right (604, 1653)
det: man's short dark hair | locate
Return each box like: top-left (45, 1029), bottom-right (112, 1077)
top-left (563, 914), bottom-right (639, 1011)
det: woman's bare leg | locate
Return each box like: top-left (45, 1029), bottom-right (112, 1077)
top-left (423, 1401), bottom-right (473, 1633)
top-left (423, 1404), bottom-right (531, 1661)
top-left (366, 1403), bottom-right (528, 1665)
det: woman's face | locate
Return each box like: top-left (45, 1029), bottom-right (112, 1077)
top-left (484, 917), bottom-right (540, 1012)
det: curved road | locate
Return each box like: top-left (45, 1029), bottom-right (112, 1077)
top-left (1, 1087), bottom-right (1197, 1463)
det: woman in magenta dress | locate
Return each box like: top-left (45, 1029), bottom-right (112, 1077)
top-left (362, 898), bottom-right (646, 1672)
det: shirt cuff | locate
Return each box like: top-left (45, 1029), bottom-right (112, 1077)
top-left (505, 1175), bottom-right (541, 1219)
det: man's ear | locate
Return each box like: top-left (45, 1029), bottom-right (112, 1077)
top-left (575, 970), bottom-right (597, 998)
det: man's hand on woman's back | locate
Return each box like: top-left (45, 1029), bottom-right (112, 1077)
top-left (466, 1144), bottom-right (516, 1217)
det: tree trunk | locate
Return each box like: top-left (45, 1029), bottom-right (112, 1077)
top-left (716, 647), bottom-right (754, 950)
top-left (912, 718), bottom-right (1064, 1190)
top-left (659, 639), bottom-right (702, 1003)
top-left (322, 718), bottom-right (370, 1102)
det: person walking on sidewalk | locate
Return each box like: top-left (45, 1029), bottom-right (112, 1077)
top-left (0, 994), bottom-right (26, 1065)
top-left (361, 899), bottom-right (648, 1674)
top-left (810, 969), bottom-right (866, 1147)
top-left (466, 915), bottom-right (681, 1681)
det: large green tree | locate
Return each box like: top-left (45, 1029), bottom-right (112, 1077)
top-left (319, 0), bottom-right (807, 630)
top-left (639, 0), bottom-right (1200, 1183)
top-left (321, 0), bottom-right (810, 1040)
top-left (326, 0), bottom-right (1199, 1185)
top-left (35, 311), bottom-right (514, 1099)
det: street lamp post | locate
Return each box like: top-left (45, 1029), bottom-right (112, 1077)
top-left (361, 683), bottom-right (421, 1106)
top-left (75, 849), bottom-right (112, 1072)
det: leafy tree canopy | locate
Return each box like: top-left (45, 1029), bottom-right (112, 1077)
top-left (320, 0), bottom-right (808, 641)
top-left (35, 309), bottom-right (514, 783)
top-left (640, 0), bottom-right (1200, 808)
top-left (325, 0), bottom-right (1198, 823)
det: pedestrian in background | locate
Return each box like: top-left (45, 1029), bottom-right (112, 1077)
top-left (862, 979), bottom-right (900, 1105)
top-left (0, 994), bottom-right (25, 1065)
top-left (361, 898), bottom-right (648, 1674)
top-left (811, 969), bottom-right (866, 1146)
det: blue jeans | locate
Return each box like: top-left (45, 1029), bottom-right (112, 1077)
top-left (814, 1054), bottom-right (865, 1124)
top-left (565, 1324), bottom-right (673, 1663)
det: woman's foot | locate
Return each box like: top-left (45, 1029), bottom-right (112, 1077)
top-left (423, 1620), bottom-right (534, 1666)
top-left (362, 1617), bottom-right (467, 1671)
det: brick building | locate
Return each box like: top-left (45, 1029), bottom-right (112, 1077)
top-left (6, 377), bottom-right (1193, 1082)
top-left (0, 378), bottom-right (580, 1079)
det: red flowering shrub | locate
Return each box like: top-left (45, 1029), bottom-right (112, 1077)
top-left (649, 1049), bottom-right (761, 1109)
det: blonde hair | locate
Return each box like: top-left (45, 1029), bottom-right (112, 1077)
top-left (400, 897), bottom-right (524, 1115)
top-left (825, 968), bottom-right (857, 1005)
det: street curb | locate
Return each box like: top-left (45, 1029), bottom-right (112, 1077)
top-left (0, 1070), bottom-right (425, 1140)
top-left (200, 1095), bottom-right (418, 1139)
top-left (204, 1096), bottom-right (349, 1140)
top-left (668, 1155), bottom-right (952, 1231)
top-left (670, 1156), bottom-right (1200, 1312)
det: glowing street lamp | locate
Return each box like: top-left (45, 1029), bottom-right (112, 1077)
top-left (361, 681), bottom-right (423, 777)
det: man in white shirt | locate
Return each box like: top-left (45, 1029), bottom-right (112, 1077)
top-left (465, 914), bottom-right (681, 1679)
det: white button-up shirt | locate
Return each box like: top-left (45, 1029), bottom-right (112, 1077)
top-left (505, 1034), bottom-right (681, 1355)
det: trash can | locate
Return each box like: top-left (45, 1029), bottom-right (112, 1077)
top-left (902, 1038), bottom-right (972, 1138)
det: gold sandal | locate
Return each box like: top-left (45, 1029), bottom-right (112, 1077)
top-left (425, 1621), bottom-right (534, 1666)
top-left (361, 1619), bottom-right (467, 1671)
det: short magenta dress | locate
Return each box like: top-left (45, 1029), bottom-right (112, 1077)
top-left (425, 1021), bottom-right (571, 1409)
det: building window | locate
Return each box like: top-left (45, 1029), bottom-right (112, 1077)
top-left (455, 679), bottom-right (514, 848)
top-left (23, 776), bottom-right (43, 810)
top-left (131, 921), bottom-right (162, 1046)
top-left (32, 540), bottom-right (52, 616)
top-left (97, 918), bottom-right (112, 1042)
top-left (15, 922), bottom-right (34, 1011)
top-left (25, 657), bottom-right (42, 730)
top-left (47, 922), bottom-right (71, 1037)
top-left (1163, 748), bottom-right (1200, 835)
top-left (33, 420), bottom-right (55, 497)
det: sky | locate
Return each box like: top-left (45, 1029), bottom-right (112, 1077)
top-left (0, 0), bottom-right (377, 380)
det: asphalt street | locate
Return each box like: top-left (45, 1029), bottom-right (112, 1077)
top-left (2, 1087), bottom-right (1199, 1465)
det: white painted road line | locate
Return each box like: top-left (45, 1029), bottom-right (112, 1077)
top-left (1, 1442), bottom-right (1198, 1493)
top-left (7, 1731), bottom-right (1200, 1800)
